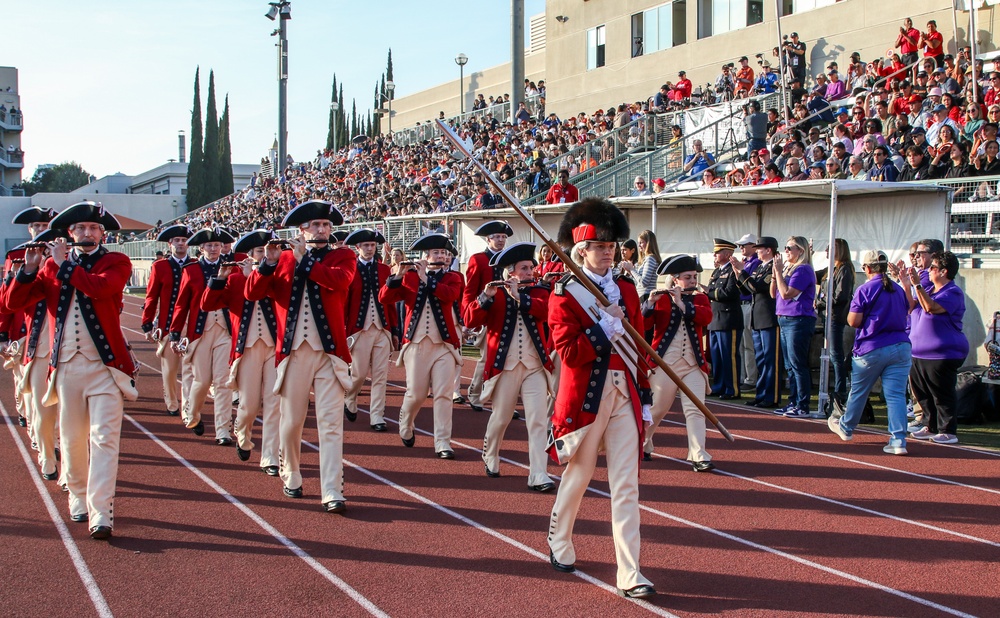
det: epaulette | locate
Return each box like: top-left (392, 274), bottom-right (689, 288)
top-left (553, 272), bottom-right (575, 296)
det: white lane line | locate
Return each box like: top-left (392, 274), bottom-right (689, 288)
top-left (123, 414), bottom-right (389, 618)
top-left (1, 402), bottom-right (114, 618)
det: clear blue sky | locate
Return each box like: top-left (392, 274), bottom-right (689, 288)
top-left (8, 0), bottom-right (545, 181)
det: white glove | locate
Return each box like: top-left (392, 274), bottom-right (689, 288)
top-left (642, 404), bottom-right (653, 427)
top-left (598, 309), bottom-right (626, 342)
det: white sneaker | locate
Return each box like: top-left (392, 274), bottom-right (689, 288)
top-left (883, 442), bottom-right (908, 455)
top-left (907, 422), bottom-right (926, 434)
top-left (930, 433), bottom-right (958, 444)
top-left (828, 416), bottom-right (852, 441)
top-left (808, 411), bottom-right (825, 419)
top-left (906, 402), bottom-right (915, 420)
top-left (910, 427), bottom-right (934, 440)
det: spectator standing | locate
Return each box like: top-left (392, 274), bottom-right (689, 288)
top-left (920, 20), bottom-right (945, 68)
top-left (785, 32), bottom-right (807, 85)
top-left (633, 229), bottom-right (662, 300)
top-left (674, 71), bottom-right (693, 101)
top-left (903, 251), bottom-right (969, 444)
top-left (735, 56), bottom-right (755, 98)
top-left (545, 169), bottom-right (579, 204)
top-left (827, 251), bottom-right (913, 454)
top-left (772, 236), bottom-right (817, 418)
top-left (528, 160), bottom-right (552, 195)
top-left (896, 18), bottom-right (921, 66)
top-left (744, 101), bottom-right (768, 159)
top-left (817, 239), bottom-right (855, 407)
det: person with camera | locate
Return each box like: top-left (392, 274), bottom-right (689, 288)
top-left (683, 139), bottom-right (716, 178)
top-left (754, 61), bottom-right (780, 95)
top-left (744, 100), bottom-right (768, 160)
top-left (784, 33), bottom-right (807, 85)
top-left (715, 64), bottom-right (736, 101)
top-left (735, 56), bottom-right (755, 99)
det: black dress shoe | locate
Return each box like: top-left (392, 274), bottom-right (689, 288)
top-left (283, 486), bottom-right (303, 499)
top-left (262, 465), bottom-right (279, 477)
top-left (54, 447), bottom-right (60, 462)
top-left (549, 551), bottom-right (575, 573)
top-left (642, 452), bottom-right (653, 462)
top-left (323, 500), bottom-right (346, 514)
top-left (236, 446), bottom-right (251, 461)
top-left (166, 409), bottom-right (180, 417)
top-left (452, 395), bottom-right (467, 404)
top-left (745, 400), bottom-right (760, 407)
top-left (618, 584), bottom-right (656, 599)
top-left (436, 450), bottom-right (455, 459)
top-left (468, 403), bottom-right (485, 412)
top-left (401, 435), bottom-right (415, 448)
top-left (718, 394), bottom-right (738, 401)
top-left (530, 482), bottom-right (556, 492)
top-left (484, 464), bottom-right (500, 478)
top-left (42, 471), bottom-right (58, 481)
top-left (692, 461), bottom-right (716, 472)
top-left (371, 423), bottom-right (387, 432)
top-left (215, 438), bottom-right (233, 447)
top-left (89, 526), bottom-right (113, 540)
top-left (191, 421), bottom-right (205, 436)
top-left (756, 401), bottom-right (779, 409)
top-left (343, 404), bottom-right (357, 423)
top-left (17, 415), bottom-right (27, 427)
top-left (70, 513), bottom-right (88, 523)
top-left (512, 411), bottom-right (520, 420)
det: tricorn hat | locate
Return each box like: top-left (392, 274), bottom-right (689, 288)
top-left (280, 200), bottom-right (344, 228)
top-left (156, 224), bottom-right (193, 243)
top-left (475, 220), bottom-right (514, 237)
top-left (49, 201), bottom-right (121, 231)
top-left (332, 230), bottom-right (349, 242)
top-left (556, 198), bottom-right (630, 247)
top-left (188, 226), bottom-right (236, 246)
top-left (233, 229), bottom-right (275, 254)
top-left (12, 206), bottom-right (57, 225)
top-left (31, 228), bottom-right (70, 244)
top-left (408, 233), bottom-right (457, 254)
top-left (344, 228), bottom-right (387, 245)
top-left (657, 254), bottom-right (699, 276)
top-left (489, 242), bottom-right (537, 270)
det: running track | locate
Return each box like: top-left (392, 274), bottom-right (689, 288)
top-left (1, 293), bottom-right (998, 617)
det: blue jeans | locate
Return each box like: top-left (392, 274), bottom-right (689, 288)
top-left (778, 315), bottom-right (816, 411)
top-left (829, 320), bottom-right (848, 404)
top-left (838, 341), bottom-right (912, 444)
top-left (748, 137), bottom-right (766, 160)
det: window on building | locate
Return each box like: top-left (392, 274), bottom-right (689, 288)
top-left (780, 0), bottom-right (836, 16)
top-left (631, 1), bottom-right (688, 58)
top-left (587, 24), bottom-right (606, 70)
top-left (698, 0), bottom-right (762, 38)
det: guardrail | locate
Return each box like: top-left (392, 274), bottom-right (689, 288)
top-left (391, 94), bottom-right (544, 147)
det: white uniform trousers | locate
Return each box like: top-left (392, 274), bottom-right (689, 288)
top-left (56, 355), bottom-right (123, 529)
top-left (160, 343), bottom-right (192, 413)
top-left (278, 346), bottom-right (347, 503)
top-left (12, 356), bottom-right (31, 438)
top-left (482, 364), bottom-right (551, 487)
top-left (182, 325), bottom-right (233, 440)
top-left (741, 304), bottom-right (757, 386)
top-left (645, 360), bottom-right (710, 462)
top-left (399, 338), bottom-right (457, 452)
top-left (466, 330), bottom-right (487, 406)
top-left (346, 326), bottom-right (392, 425)
top-left (27, 354), bottom-right (59, 476)
top-left (234, 340), bottom-right (279, 468)
top-left (548, 369), bottom-right (651, 591)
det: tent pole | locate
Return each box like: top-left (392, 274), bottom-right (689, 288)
top-left (819, 181), bottom-right (839, 417)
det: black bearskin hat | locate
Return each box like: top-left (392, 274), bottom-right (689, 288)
top-left (556, 197), bottom-right (630, 248)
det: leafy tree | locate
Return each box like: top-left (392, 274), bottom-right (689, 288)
top-left (202, 70), bottom-right (221, 203)
top-left (21, 162), bottom-right (91, 196)
top-left (218, 94), bottom-right (234, 196)
top-left (186, 67), bottom-right (205, 211)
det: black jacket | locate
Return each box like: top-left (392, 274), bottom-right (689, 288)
top-left (734, 259), bottom-right (777, 330)
top-left (706, 263), bottom-right (744, 331)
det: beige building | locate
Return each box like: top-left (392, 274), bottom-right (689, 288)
top-left (0, 67), bottom-right (24, 195)
top-left (390, 0), bottom-right (995, 130)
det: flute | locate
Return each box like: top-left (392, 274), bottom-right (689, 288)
top-left (266, 238), bottom-right (331, 247)
top-left (22, 241), bottom-right (97, 249)
top-left (398, 261), bottom-right (449, 267)
top-left (485, 279), bottom-right (537, 288)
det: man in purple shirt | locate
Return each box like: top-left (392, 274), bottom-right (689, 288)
top-left (734, 234), bottom-right (760, 391)
top-left (828, 251), bottom-right (913, 454)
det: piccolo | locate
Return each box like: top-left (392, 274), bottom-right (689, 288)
top-left (221, 262), bottom-right (239, 268)
top-left (486, 279), bottom-right (537, 288)
top-left (266, 238), bottom-right (331, 246)
top-left (22, 241), bottom-right (97, 248)
top-left (399, 261), bottom-right (449, 267)
top-left (651, 287), bottom-right (700, 295)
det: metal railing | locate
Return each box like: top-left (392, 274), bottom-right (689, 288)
top-left (391, 93), bottom-right (544, 147)
top-left (0, 108), bottom-right (23, 130)
top-left (0, 182), bottom-right (25, 197)
top-left (0, 149), bottom-right (24, 167)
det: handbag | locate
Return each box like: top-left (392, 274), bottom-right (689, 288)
top-left (987, 311), bottom-right (1000, 381)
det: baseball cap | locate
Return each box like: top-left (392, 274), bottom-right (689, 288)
top-left (836, 107), bottom-right (849, 115)
top-left (908, 94), bottom-right (923, 103)
top-left (739, 56), bottom-right (748, 62)
top-left (678, 70), bottom-right (686, 76)
top-left (791, 32), bottom-right (799, 37)
top-left (652, 178), bottom-right (666, 188)
top-left (932, 103), bottom-right (947, 112)
top-left (917, 71), bottom-right (928, 78)
top-left (861, 250), bottom-right (888, 265)
top-left (809, 161), bottom-right (825, 169)
top-left (736, 233), bottom-right (758, 246)
top-left (911, 126), bottom-right (926, 135)
top-left (758, 148), bottom-right (770, 155)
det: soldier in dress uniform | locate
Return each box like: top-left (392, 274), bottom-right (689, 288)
top-left (202, 230), bottom-right (280, 475)
top-left (705, 238), bottom-right (743, 399)
top-left (168, 227), bottom-right (236, 443)
top-left (141, 225), bottom-right (193, 417)
top-left (5, 201), bottom-right (137, 540)
top-left (343, 228), bottom-right (395, 432)
top-left (464, 242), bottom-right (554, 490)
top-left (732, 236), bottom-right (781, 408)
top-left (379, 233), bottom-right (463, 459)
top-left (546, 198), bottom-right (656, 600)
top-left (641, 255), bottom-right (715, 471)
top-left (245, 201), bottom-right (355, 513)
top-left (460, 220), bottom-right (512, 411)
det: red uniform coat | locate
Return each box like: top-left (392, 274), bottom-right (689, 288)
top-left (168, 260), bottom-right (232, 343)
top-left (379, 270), bottom-right (463, 348)
top-left (464, 284), bottom-right (553, 384)
top-left (547, 274), bottom-right (650, 464)
top-left (0, 248), bottom-right (28, 343)
top-left (202, 270), bottom-right (278, 363)
top-left (461, 250), bottom-right (500, 314)
top-left (344, 259), bottom-right (396, 337)
top-left (3, 249), bottom-right (136, 378)
top-left (244, 246), bottom-right (356, 366)
top-left (141, 256), bottom-right (191, 334)
top-left (643, 292), bottom-right (712, 374)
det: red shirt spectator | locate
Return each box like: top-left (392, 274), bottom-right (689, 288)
top-left (545, 171), bottom-right (580, 204)
top-left (921, 21), bottom-right (944, 63)
top-left (735, 57), bottom-right (754, 96)
top-left (673, 72), bottom-right (693, 100)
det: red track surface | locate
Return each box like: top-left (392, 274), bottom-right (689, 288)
top-left (2, 294), bottom-right (999, 617)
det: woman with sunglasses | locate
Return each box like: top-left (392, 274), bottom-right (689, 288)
top-left (962, 103), bottom-right (984, 143)
top-left (771, 237), bottom-right (817, 418)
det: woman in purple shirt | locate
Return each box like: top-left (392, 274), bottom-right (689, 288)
top-left (772, 236), bottom-right (817, 417)
top-left (902, 251), bottom-right (969, 444)
top-left (828, 251), bottom-right (913, 454)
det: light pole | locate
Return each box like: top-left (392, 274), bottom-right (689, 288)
top-left (385, 81), bottom-right (395, 134)
top-left (265, 2), bottom-right (291, 171)
top-left (330, 101), bottom-right (339, 150)
top-left (455, 53), bottom-right (468, 115)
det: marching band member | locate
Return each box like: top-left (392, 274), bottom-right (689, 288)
top-left (141, 225), bottom-right (193, 417)
top-left (546, 198), bottom-right (656, 599)
top-left (464, 242), bottom-right (554, 490)
top-left (245, 201), bottom-right (356, 513)
top-left (380, 233), bottom-right (463, 458)
top-left (460, 220), bottom-right (512, 411)
top-left (202, 230), bottom-right (280, 475)
top-left (5, 202), bottom-right (137, 540)
top-left (641, 255), bottom-right (715, 470)
top-left (343, 228), bottom-right (395, 432)
top-left (168, 227), bottom-right (236, 443)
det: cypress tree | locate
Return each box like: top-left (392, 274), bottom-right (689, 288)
top-left (218, 94), bottom-right (234, 196)
top-left (337, 85), bottom-right (346, 149)
top-left (386, 49), bottom-right (393, 84)
top-left (372, 82), bottom-right (382, 136)
top-left (202, 70), bottom-right (221, 203)
top-left (326, 74), bottom-right (338, 151)
top-left (186, 67), bottom-right (205, 211)
top-left (351, 99), bottom-right (358, 140)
